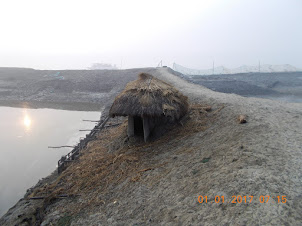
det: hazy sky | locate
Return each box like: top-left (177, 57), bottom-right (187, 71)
top-left (0, 0), bottom-right (301, 70)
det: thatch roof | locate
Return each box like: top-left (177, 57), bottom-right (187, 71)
top-left (109, 73), bottom-right (189, 120)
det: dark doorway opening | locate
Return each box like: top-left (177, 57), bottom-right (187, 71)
top-left (133, 116), bottom-right (144, 136)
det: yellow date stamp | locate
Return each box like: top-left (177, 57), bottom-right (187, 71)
top-left (198, 195), bottom-right (287, 204)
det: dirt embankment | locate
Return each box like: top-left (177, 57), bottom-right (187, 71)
top-left (1, 68), bottom-right (302, 225)
top-left (0, 67), bottom-right (157, 111)
top-left (186, 71), bottom-right (302, 99)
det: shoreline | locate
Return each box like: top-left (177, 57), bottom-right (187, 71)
top-left (0, 102), bottom-right (104, 218)
top-left (0, 109), bottom-right (117, 221)
top-left (0, 100), bottom-right (103, 112)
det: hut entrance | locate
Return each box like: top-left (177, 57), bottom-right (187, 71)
top-left (133, 116), bottom-right (144, 136)
top-left (127, 116), bottom-right (145, 139)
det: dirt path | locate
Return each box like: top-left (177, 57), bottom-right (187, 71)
top-left (153, 68), bottom-right (302, 225)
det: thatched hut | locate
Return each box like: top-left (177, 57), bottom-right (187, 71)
top-left (109, 73), bottom-right (189, 142)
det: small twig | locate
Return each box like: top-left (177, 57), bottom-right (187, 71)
top-left (113, 154), bottom-right (124, 164)
top-left (138, 167), bottom-right (153, 173)
top-left (213, 105), bottom-right (225, 114)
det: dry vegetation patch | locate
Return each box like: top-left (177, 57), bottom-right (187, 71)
top-left (30, 103), bottom-right (221, 215)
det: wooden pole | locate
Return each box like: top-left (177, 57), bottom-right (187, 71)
top-left (82, 120), bottom-right (101, 122)
top-left (29, 194), bottom-right (80, 200)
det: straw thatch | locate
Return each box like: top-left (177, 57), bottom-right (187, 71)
top-left (109, 73), bottom-right (189, 120)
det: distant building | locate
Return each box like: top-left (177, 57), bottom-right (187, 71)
top-left (88, 63), bottom-right (118, 70)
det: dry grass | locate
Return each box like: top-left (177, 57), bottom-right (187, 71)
top-left (30, 103), bottom-right (222, 214)
top-left (109, 73), bottom-right (189, 120)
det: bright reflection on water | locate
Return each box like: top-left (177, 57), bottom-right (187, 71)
top-left (0, 107), bottom-right (101, 217)
top-left (23, 115), bottom-right (32, 130)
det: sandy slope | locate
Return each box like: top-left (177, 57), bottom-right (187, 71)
top-left (1, 68), bottom-right (301, 225)
top-left (152, 68), bottom-right (302, 225)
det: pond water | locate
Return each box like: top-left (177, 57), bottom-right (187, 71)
top-left (0, 107), bottom-right (101, 217)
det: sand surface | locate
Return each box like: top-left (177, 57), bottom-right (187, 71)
top-left (1, 68), bottom-right (302, 225)
top-left (152, 68), bottom-right (302, 224)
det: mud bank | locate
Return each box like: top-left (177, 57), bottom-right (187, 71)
top-left (1, 68), bottom-right (302, 225)
top-left (0, 67), bottom-right (157, 112)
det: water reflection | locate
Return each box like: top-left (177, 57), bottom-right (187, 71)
top-left (23, 115), bottom-right (31, 130)
top-left (0, 107), bottom-right (101, 217)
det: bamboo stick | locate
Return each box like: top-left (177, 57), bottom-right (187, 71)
top-left (48, 146), bottom-right (75, 148)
